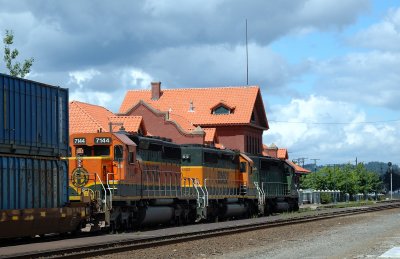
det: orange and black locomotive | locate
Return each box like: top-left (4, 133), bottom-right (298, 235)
top-left (68, 130), bottom-right (299, 232)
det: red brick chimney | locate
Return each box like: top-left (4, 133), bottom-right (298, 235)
top-left (151, 82), bottom-right (161, 100)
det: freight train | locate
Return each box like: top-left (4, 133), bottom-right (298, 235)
top-left (0, 73), bottom-right (299, 239)
top-left (0, 73), bottom-right (90, 239)
top-left (68, 131), bottom-right (299, 232)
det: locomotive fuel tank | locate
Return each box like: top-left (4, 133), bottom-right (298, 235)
top-left (139, 206), bottom-right (175, 225)
top-left (221, 203), bottom-right (247, 218)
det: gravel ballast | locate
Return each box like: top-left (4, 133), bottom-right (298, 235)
top-left (96, 208), bottom-right (400, 258)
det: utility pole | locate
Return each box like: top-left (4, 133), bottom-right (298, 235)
top-left (292, 158), bottom-right (299, 164)
top-left (295, 157), bottom-right (308, 168)
top-left (310, 158), bottom-right (320, 173)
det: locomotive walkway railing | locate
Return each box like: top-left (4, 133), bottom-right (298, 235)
top-left (204, 179), bottom-right (247, 197)
top-left (261, 181), bottom-right (289, 197)
top-left (142, 169), bottom-right (181, 198)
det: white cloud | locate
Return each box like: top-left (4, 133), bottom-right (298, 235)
top-left (312, 51), bottom-right (400, 110)
top-left (70, 91), bottom-right (113, 109)
top-left (265, 95), bottom-right (400, 164)
top-left (144, 43), bottom-right (308, 92)
top-left (121, 68), bottom-right (154, 89)
top-left (68, 69), bottom-right (100, 87)
top-left (351, 7), bottom-right (400, 51)
top-left (65, 67), bottom-right (155, 112)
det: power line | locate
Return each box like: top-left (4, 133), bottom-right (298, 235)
top-left (269, 119), bottom-right (400, 125)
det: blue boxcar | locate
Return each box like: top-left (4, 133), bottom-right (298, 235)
top-left (0, 155), bottom-right (69, 210)
top-left (0, 73), bottom-right (69, 157)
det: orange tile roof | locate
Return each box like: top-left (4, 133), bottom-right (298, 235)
top-left (109, 116), bottom-right (144, 134)
top-left (262, 144), bottom-right (288, 160)
top-left (203, 128), bottom-right (217, 143)
top-left (168, 113), bottom-right (196, 132)
top-left (277, 149), bottom-right (288, 159)
top-left (286, 160), bottom-right (311, 174)
top-left (119, 86), bottom-right (268, 128)
top-left (210, 100), bottom-right (236, 111)
top-left (70, 101), bottom-right (144, 134)
top-left (69, 101), bottom-right (114, 134)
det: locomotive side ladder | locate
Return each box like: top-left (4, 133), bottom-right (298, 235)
top-left (192, 178), bottom-right (207, 222)
top-left (94, 173), bottom-right (112, 227)
top-left (254, 182), bottom-right (265, 214)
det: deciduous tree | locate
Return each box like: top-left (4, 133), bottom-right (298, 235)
top-left (3, 30), bottom-right (34, 78)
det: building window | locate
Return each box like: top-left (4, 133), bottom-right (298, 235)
top-left (213, 106), bottom-right (230, 115)
top-left (246, 135), bottom-right (250, 153)
top-left (252, 136), bottom-right (255, 154)
top-left (250, 136), bottom-right (254, 154)
top-left (251, 111), bottom-right (256, 122)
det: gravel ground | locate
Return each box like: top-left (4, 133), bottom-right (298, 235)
top-left (95, 208), bottom-right (400, 259)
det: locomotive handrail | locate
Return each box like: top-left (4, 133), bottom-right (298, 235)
top-left (260, 183), bottom-right (265, 204)
top-left (254, 182), bottom-right (264, 206)
top-left (203, 179), bottom-right (245, 197)
top-left (262, 181), bottom-right (288, 196)
top-left (142, 169), bottom-right (181, 197)
top-left (106, 173), bottom-right (114, 211)
top-left (95, 173), bottom-right (110, 211)
top-left (192, 178), bottom-right (206, 208)
top-left (204, 179), bottom-right (210, 207)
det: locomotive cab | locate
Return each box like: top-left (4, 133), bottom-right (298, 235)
top-left (68, 132), bottom-right (137, 201)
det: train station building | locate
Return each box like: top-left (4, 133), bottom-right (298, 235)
top-left (118, 82), bottom-right (268, 154)
top-left (69, 82), bottom-right (309, 173)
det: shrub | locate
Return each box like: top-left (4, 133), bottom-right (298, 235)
top-left (320, 192), bottom-right (332, 204)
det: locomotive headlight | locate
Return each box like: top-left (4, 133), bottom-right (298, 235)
top-left (182, 154), bottom-right (191, 160)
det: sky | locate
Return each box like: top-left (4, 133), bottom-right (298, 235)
top-left (0, 0), bottom-right (399, 166)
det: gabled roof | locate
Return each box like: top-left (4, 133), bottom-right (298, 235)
top-left (169, 113), bottom-right (196, 132)
top-left (109, 116), bottom-right (145, 134)
top-left (286, 160), bottom-right (311, 174)
top-left (69, 101), bottom-right (114, 134)
top-left (277, 149), bottom-right (288, 159)
top-left (126, 100), bottom-right (201, 136)
top-left (262, 144), bottom-right (288, 159)
top-left (69, 101), bottom-right (144, 134)
top-left (210, 100), bottom-right (236, 112)
top-left (203, 128), bottom-right (217, 143)
top-left (119, 86), bottom-right (268, 129)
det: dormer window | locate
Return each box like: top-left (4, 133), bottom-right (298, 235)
top-left (211, 101), bottom-right (235, 115)
top-left (213, 106), bottom-right (230, 115)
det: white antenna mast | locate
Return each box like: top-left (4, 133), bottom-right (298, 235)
top-left (246, 18), bottom-right (249, 86)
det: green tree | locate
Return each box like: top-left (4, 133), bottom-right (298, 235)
top-left (300, 163), bottom-right (383, 196)
top-left (3, 30), bottom-right (34, 77)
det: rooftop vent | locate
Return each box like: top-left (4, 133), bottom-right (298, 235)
top-left (188, 101), bottom-right (195, 112)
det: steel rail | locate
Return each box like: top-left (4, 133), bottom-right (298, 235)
top-left (5, 201), bottom-right (400, 259)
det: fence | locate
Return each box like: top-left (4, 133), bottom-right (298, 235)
top-left (298, 189), bottom-right (385, 205)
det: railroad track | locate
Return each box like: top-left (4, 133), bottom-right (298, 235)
top-left (3, 201), bottom-right (400, 259)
